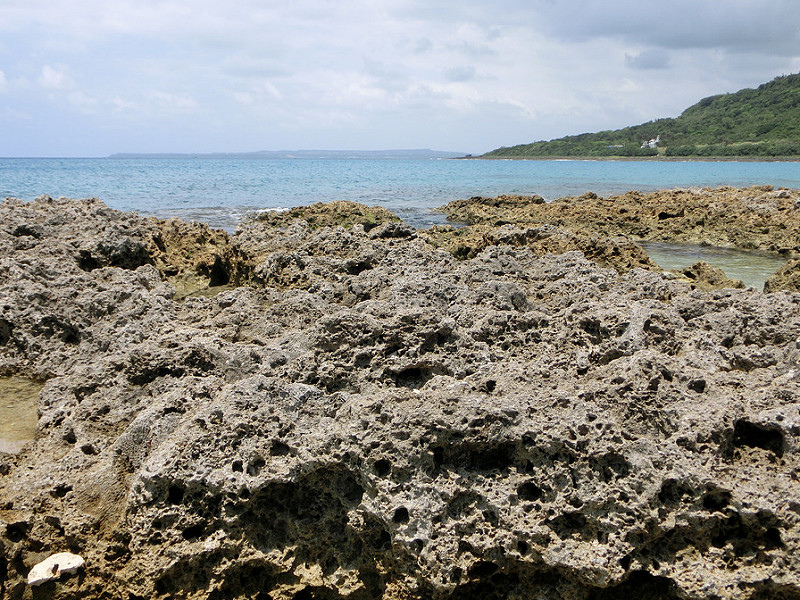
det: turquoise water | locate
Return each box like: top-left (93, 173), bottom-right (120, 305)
top-left (2, 157), bottom-right (799, 230)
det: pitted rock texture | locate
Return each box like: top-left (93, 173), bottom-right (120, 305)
top-left (1, 195), bottom-right (800, 600)
top-left (438, 186), bottom-right (800, 291)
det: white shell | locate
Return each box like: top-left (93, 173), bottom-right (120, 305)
top-left (27, 552), bottom-right (85, 586)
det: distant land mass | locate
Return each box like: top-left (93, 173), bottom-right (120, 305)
top-left (108, 149), bottom-right (468, 159)
top-left (484, 73), bottom-right (800, 158)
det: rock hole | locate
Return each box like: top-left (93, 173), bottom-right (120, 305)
top-left (481, 380), bottom-right (497, 393)
top-left (167, 485), bottom-right (185, 505)
top-left (5, 522), bottom-right (28, 543)
top-left (547, 511), bottom-right (591, 540)
top-left (80, 444), bottom-right (97, 455)
top-left (595, 452), bottom-right (631, 481)
top-left (467, 561), bottom-right (498, 578)
top-left (516, 540), bottom-right (529, 556)
top-left (344, 260), bottom-right (373, 275)
top-left (391, 366), bottom-right (433, 389)
top-left (658, 209), bottom-right (683, 220)
top-left (208, 256), bottom-right (229, 286)
top-left (733, 420), bottom-right (784, 458)
top-left (0, 553), bottom-right (6, 596)
top-left (247, 457), bottom-right (266, 476)
top-left (181, 524), bottom-right (205, 540)
top-left (392, 507), bottom-right (409, 523)
top-left (375, 529), bottom-right (391, 550)
top-left (11, 224), bottom-right (42, 238)
top-left (50, 484), bottom-right (73, 498)
top-left (702, 489), bottom-right (731, 512)
top-left (764, 527), bottom-right (783, 550)
top-left (373, 458), bottom-right (391, 477)
top-left (77, 250), bottom-right (101, 272)
top-left (658, 479), bottom-right (693, 505)
top-left (269, 441), bottom-right (291, 456)
top-left (0, 319), bottom-right (12, 346)
top-left (292, 587), bottom-right (315, 600)
top-left (517, 481), bottom-right (543, 501)
top-left (232, 460), bottom-right (243, 472)
top-left (688, 379), bottom-right (706, 393)
top-left (432, 447), bottom-right (444, 470)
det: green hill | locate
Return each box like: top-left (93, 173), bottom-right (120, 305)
top-left (484, 73), bottom-right (800, 158)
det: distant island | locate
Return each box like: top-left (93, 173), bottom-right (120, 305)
top-left (108, 149), bottom-right (468, 160)
top-left (484, 73), bottom-right (800, 159)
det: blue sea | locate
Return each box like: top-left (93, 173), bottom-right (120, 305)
top-left (2, 157), bottom-right (799, 231)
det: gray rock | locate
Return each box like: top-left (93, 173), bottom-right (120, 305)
top-left (0, 197), bottom-right (798, 599)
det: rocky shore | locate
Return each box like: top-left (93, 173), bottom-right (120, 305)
top-left (1, 189), bottom-right (799, 599)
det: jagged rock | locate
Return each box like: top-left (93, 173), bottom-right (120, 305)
top-left (764, 259), bottom-right (800, 293)
top-left (439, 186), bottom-right (800, 256)
top-left (27, 552), bottom-right (85, 586)
top-left (251, 200), bottom-right (400, 231)
top-left (421, 223), bottom-right (657, 273)
top-left (0, 195), bottom-right (799, 600)
top-left (674, 260), bottom-right (746, 290)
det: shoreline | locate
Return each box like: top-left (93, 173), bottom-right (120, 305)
top-left (459, 155), bottom-right (800, 162)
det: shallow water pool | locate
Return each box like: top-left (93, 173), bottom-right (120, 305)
top-left (640, 241), bottom-right (790, 290)
top-left (0, 376), bottom-right (43, 454)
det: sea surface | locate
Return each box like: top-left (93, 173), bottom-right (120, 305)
top-left (2, 157), bottom-right (799, 287)
top-left (3, 157), bottom-right (800, 229)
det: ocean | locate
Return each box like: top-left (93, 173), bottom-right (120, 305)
top-left (3, 157), bottom-right (799, 230)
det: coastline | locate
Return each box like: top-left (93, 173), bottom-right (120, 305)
top-left (460, 154), bottom-right (800, 162)
top-left (1, 189), bottom-right (799, 599)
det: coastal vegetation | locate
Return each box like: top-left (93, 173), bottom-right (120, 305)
top-left (484, 73), bottom-right (800, 158)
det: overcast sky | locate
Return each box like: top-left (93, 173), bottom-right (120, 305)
top-left (1, 0), bottom-right (799, 156)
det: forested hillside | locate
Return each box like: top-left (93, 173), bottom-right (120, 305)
top-left (484, 73), bottom-right (800, 158)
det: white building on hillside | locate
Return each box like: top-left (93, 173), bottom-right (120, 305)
top-left (641, 135), bottom-right (660, 149)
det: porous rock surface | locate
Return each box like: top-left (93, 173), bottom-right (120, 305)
top-left (439, 186), bottom-right (800, 292)
top-left (1, 194), bottom-right (799, 599)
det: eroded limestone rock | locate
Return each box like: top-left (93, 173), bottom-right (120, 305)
top-left (0, 195), bottom-right (798, 600)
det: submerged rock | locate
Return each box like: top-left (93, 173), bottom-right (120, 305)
top-left (674, 260), bottom-right (746, 290)
top-left (0, 194), bottom-right (799, 600)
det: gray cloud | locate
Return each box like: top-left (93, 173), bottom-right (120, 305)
top-left (625, 49), bottom-right (670, 70)
top-left (444, 65), bottom-right (476, 82)
top-left (0, 0), bottom-right (798, 156)
top-left (531, 0), bottom-right (800, 56)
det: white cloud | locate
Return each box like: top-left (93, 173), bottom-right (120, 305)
top-left (0, 70), bottom-right (6, 91)
top-left (67, 91), bottom-right (98, 110)
top-left (149, 91), bottom-right (197, 111)
top-left (38, 65), bottom-right (66, 89)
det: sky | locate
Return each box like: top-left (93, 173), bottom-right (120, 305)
top-left (1, 0), bottom-right (799, 157)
